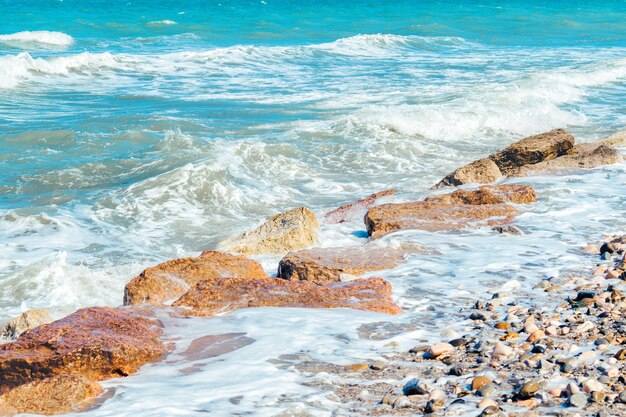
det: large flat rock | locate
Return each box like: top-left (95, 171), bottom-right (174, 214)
top-left (277, 246), bottom-right (405, 284)
top-left (124, 250), bottom-right (268, 305)
top-left (0, 306), bottom-right (165, 394)
top-left (172, 277), bottom-right (402, 316)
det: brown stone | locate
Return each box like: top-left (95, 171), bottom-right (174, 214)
top-left (0, 376), bottom-right (102, 416)
top-left (435, 158), bottom-right (502, 188)
top-left (426, 185), bottom-right (536, 205)
top-left (172, 277), bottom-right (402, 316)
top-left (365, 200), bottom-right (519, 239)
top-left (1, 310), bottom-right (54, 339)
top-left (223, 207), bottom-right (320, 255)
top-left (277, 245), bottom-right (405, 284)
top-left (510, 144), bottom-right (623, 176)
top-left (324, 189), bottom-right (395, 224)
top-left (0, 306), bottom-right (165, 393)
top-left (488, 129), bottom-right (575, 175)
top-left (472, 376), bottom-right (491, 391)
top-left (495, 322), bottom-right (511, 330)
top-left (124, 250), bottom-right (268, 305)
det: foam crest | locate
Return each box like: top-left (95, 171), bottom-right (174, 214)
top-left (0, 30), bottom-right (74, 47)
top-left (316, 33), bottom-right (471, 56)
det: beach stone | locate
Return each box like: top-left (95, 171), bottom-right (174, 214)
top-left (426, 184), bottom-right (536, 205)
top-left (324, 189), bottom-right (395, 224)
top-left (277, 245), bottom-right (405, 284)
top-left (0, 306), bottom-right (165, 393)
top-left (591, 391), bottom-right (606, 403)
top-left (510, 143), bottom-right (622, 176)
top-left (428, 342), bottom-right (454, 357)
top-left (618, 390), bottom-right (626, 403)
top-left (0, 376), bottom-right (102, 416)
top-left (527, 330), bottom-right (545, 343)
top-left (365, 200), bottom-right (519, 238)
top-left (492, 342), bottom-right (513, 359)
top-left (495, 322), bottom-right (510, 330)
top-left (519, 381), bottom-right (541, 399)
top-left (172, 277), bottom-right (402, 316)
top-left (223, 207), bottom-right (319, 255)
top-left (0, 309), bottom-right (53, 339)
top-left (480, 405), bottom-right (504, 417)
top-left (582, 379), bottom-right (604, 393)
top-left (402, 378), bottom-right (429, 396)
top-left (568, 392), bottom-right (587, 408)
top-left (124, 250), bottom-right (268, 305)
top-left (472, 376), bottom-right (491, 391)
top-left (392, 396), bottom-right (412, 409)
top-left (449, 365), bottom-right (465, 376)
top-left (370, 360), bottom-right (386, 371)
top-left (478, 383), bottom-right (497, 397)
top-left (488, 128), bottom-right (575, 175)
top-left (425, 398), bottom-right (444, 413)
top-left (435, 158), bottom-right (502, 188)
top-left (478, 398), bottom-right (498, 409)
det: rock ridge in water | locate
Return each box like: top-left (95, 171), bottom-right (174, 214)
top-left (124, 250), bottom-right (268, 305)
top-left (324, 189), bottom-right (396, 224)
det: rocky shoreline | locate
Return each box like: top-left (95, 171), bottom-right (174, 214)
top-left (0, 128), bottom-right (624, 416)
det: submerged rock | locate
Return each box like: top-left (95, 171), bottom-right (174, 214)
top-left (172, 277), bottom-right (402, 316)
top-left (426, 185), bottom-right (536, 205)
top-left (223, 207), bottom-right (320, 255)
top-left (0, 306), bottom-right (165, 393)
top-left (510, 143), bottom-right (623, 176)
top-left (1, 309), bottom-right (53, 339)
top-left (277, 245), bottom-right (405, 284)
top-left (124, 250), bottom-right (268, 305)
top-left (0, 376), bottom-right (102, 416)
top-left (324, 189), bottom-right (395, 224)
top-left (435, 158), bottom-right (503, 188)
top-left (488, 129), bottom-right (575, 175)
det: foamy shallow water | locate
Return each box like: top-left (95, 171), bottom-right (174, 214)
top-left (1, 0), bottom-right (626, 414)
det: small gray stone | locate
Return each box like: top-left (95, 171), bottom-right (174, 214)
top-left (402, 378), bottom-right (429, 396)
top-left (392, 396), bottom-right (412, 409)
top-left (569, 392), bottom-right (587, 408)
top-left (478, 383), bottom-right (497, 398)
top-left (618, 390), bottom-right (626, 404)
top-left (370, 360), bottom-right (386, 371)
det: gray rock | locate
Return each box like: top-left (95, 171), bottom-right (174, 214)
top-left (402, 378), bottom-right (429, 396)
top-left (478, 383), bottom-right (497, 397)
top-left (392, 396), bottom-right (412, 409)
top-left (569, 392), bottom-right (587, 408)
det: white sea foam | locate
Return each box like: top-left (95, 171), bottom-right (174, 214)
top-left (0, 30), bottom-right (73, 47)
top-left (146, 20), bottom-right (178, 26)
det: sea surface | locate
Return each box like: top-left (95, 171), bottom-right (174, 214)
top-left (1, 1), bottom-right (626, 415)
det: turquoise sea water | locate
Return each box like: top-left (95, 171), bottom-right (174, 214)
top-left (0, 3), bottom-right (626, 415)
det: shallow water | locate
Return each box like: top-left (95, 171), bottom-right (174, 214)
top-left (1, 1), bottom-right (625, 415)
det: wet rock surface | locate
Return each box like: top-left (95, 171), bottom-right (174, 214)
top-left (435, 158), bottom-right (503, 188)
top-left (324, 189), bottom-right (396, 224)
top-left (1, 309), bottom-right (54, 340)
top-left (0, 306), bottom-right (165, 393)
top-left (172, 277), bottom-right (402, 316)
top-left (124, 250), bottom-right (268, 305)
top-left (277, 245), bottom-right (406, 284)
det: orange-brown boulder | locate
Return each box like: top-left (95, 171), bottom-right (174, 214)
top-left (0, 376), bottom-right (102, 416)
top-left (488, 129), bottom-right (575, 175)
top-left (426, 185), bottom-right (536, 205)
top-left (435, 158), bottom-right (502, 188)
top-left (324, 189), bottom-right (395, 224)
top-left (277, 245), bottom-right (405, 284)
top-left (124, 250), bottom-right (268, 305)
top-left (172, 277), bottom-right (402, 316)
top-left (0, 306), bottom-right (165, 394)
top-left (365, 201), bottom-right (518, 239)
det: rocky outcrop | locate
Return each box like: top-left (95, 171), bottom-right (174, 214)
top-left (172, 277), bottom-right (402, 316)
top-left (599, 130), bottom-right (626, 147)
top-left (1, 309), bottom-right (53, 339)
top-left (488, 129), bottom-right (575, 175)
top-left (223, 207), bottom-right (320, 255)
top-left (277, 245), bottom-right (405, 284)
top-left (124, 250), bottom-right (267, 305)
top-left (425, 185), bottom-right (536, 205)
top-left (0, 376), bottom-right (102, 416)
top-left (324, 190), bottom-right (395, 224)
top-left (365, 184), bottom-right (535, 239)
top-left (510, 144), bottom-right (623, 176)
top-left (434, 158), bottom-right (502, 188)
top-left (0, 306), bottom-right (165, 393)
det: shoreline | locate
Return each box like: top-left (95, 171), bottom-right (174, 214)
top-left (0, 128), bottom-right (625, 416)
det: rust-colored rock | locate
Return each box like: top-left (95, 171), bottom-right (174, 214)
top-left (488, 129), bottom-right (575, 175)
top-left (124, 250), bottom-right (268, 305)
top-left (277, 245), bottom-right (405, 284)
top-left (510, 144), bottom-right (623, 176)
top-left (1, 309), bottom-right (54, 339)
top-left (435, 158), bottom-right (502, 188)
top-left (364, 200), bottom-right (519, 238)
top-left (0, 376), bottom-right (102, 416)
top-left (324, 189), bottom-right (396, 224)
top-left (223, 207), bottom-right (320, 255)
top-left (0, 306), bottom-right (165, 393)
top-left (426, 185), bottom-right (536, 205)
top-left (172, 277), bottom-right (402, 316)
